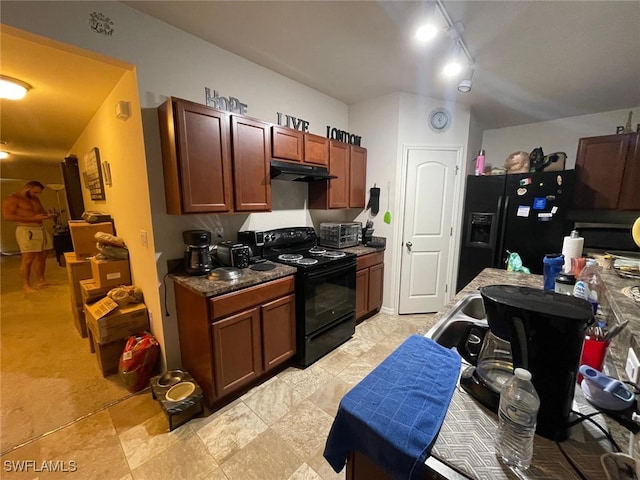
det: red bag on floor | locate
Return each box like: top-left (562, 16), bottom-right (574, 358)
top-left (118, 332), bottom-right (160, 392)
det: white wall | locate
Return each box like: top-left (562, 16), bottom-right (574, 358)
top-left (482, 107), bottom-right (640, 171)
top-left (349, 93), bottom-right (472, 312)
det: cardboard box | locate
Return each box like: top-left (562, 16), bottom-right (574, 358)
top-left (68, 221), bottom-right (114, 259)
top-left (64, 252), bottom-right (93, 309)
top-left (90, 257), bottom-right (131, 288)
top-left (71, 305), bottom-right (87, 338)
top-left (79, 279), bottom-right (113, 304)
top-left (87, 328), bottom-right (127, 377)
top-left (85, 299), bottom-right (149, 344)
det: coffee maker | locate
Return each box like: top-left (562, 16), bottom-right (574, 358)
top-left (458, 285), bottom-right (593, 441)
top-left (182, 230), bottom-right (213, 275)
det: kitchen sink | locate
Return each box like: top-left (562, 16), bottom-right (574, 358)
top-left (426, 293), bottom-right (488, 349)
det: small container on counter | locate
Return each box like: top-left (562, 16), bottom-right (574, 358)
top-left (554, 273), bottom-right (576, 295)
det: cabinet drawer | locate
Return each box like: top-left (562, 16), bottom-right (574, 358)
top-left (210, 276), bottom-right (295, 321)
top-left (357, 251), bottom-right (384, 271)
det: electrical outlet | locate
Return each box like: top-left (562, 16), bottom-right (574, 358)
top-left (214, 227), bottom-right (224, 239)
top-left (625, 347), bottom-right (640, 384)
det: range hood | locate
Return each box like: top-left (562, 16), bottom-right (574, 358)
top-left (270, 159), bottom-right (336, 182)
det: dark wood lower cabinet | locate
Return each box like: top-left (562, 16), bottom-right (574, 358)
top-left (174, 276), bottom-right (295, 407)
top-left (355, 252), bottom-right (384, 322)
top-left (211, 307), bottom-right (262, 397)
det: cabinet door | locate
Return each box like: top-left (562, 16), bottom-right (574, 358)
top-left (619, 133), bottom-right (640, 210)
top-left (304, 133), bottom-right (329, 166)
top-left (328, 141), bottom-right (350, 208)
top-left (231, 116), bottom-right (272, 212)
top-left (272, 126), bottom-right (303, 162)
top-left (355, 268), bottom-right (369, 320)
top-left (159, 98), bottom-right (233, 214)
top-left (573, 134), bottom-right (630, 209)
top-left (261, 294), bottom-right (296, 371)
top-left (211, 307), bottom-right (262, 398)
top-left (349, 146), bottom-right (367, 208)
top-left (368, 263), bottom-right (384, 312)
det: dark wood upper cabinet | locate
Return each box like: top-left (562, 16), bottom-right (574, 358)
top-left (349, 145), bottom-right (367, 208)
top-left (158, 97), bottom-right (233, 214)
top-left (573, 132), bottom-right (640, 210)
top-left (231, 116), bottom-right (272, 212)
top-left (309, 141), bottom-right (367, 209)
top-left (272, 126), bottom-right (304, 162)
top-left (304, 133), bottom-right (329, 166)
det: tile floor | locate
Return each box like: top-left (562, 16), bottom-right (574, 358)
top-left (1, 312), bottom-right (435, 480)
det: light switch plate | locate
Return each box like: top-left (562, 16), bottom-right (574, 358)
top-left (625, 347), bottom-right (640, 384)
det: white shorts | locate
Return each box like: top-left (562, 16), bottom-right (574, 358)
top-left (15, 226), bottom-right (52, 253)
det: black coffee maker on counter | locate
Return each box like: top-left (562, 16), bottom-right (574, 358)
top-left (183, 230), bottom-right (213, 275)
top-left (458, 285), bottom-right (593, 441)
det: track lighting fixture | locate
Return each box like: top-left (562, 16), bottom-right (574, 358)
top-left (458, 69), bottom-right (475, 93)
top-left (415, 0), bottom-right (475, 91)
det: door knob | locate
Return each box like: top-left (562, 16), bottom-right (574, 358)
top-left (406, 241), bottom-right (412, 252)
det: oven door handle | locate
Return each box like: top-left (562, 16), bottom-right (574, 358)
top-left (304, 260), bottom-right (356, 279)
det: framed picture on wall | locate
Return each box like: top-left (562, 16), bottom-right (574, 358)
top-left (84, 147), bottom-right (105, 201)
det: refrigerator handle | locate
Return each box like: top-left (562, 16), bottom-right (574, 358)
top-left (495, 195), bottom-right (509, 267)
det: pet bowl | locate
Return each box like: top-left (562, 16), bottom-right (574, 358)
top-left (165, 381), bottom-right (195, 402)
top-left (157, 370), bottom-right (184, 388)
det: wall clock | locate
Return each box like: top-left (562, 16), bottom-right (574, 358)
top-left (428, 108), bottom-right (452, 133)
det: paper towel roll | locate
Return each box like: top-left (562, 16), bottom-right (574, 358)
top-left (562, 235), bottom-right (584, 273)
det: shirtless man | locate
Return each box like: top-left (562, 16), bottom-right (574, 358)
top-left (2, 181), bottom-right (55, 293)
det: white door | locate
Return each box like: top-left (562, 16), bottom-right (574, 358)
top-left (398, 146), bottom-right (459, 313)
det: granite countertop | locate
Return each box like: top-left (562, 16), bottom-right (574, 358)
top-left (169, 261), bottom-right (297, 297)
top-left (428, 268), bottom-right (632, 480)
top-left (170, 245), bottom-right (385, 298)
top-left (341, 244), bottom-right (385, 256)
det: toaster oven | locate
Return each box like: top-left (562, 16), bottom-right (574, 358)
top-left (319, 222), bottom-right (362, 248)
top-left (216, 241), bottom-right (250, 268)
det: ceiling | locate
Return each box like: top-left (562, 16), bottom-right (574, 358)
top-left (0, 28), bottom-right (128, 167)
top-left (125, 0), bottom-right (640, 128)
top-left (1, 1), bottom-right (639, 167)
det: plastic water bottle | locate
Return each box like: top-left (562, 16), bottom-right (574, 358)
top-left (496, 368), bottom-right (540, 470)
top-left (573, 258), bottom-right (604, 316)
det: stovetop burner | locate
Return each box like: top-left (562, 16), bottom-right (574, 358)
top-left (278, 254), bottom-right (303, 262)
top-left (323, 251), bottom-right (346, 258)
top-left (308, 247), bottom-right (327, 255)
top-left (297, 258), bottom-right (319, 265)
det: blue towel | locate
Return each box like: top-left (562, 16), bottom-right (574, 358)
top-left (323, 334), bottom-right (461, 479)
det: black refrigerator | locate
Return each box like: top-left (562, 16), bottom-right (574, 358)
top-left (456, 170), bottom-right (575, 292)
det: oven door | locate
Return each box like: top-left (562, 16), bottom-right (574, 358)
top-left (301, 259), bottom-right (356, 334)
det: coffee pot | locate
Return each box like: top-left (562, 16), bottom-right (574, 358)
top-left (458, 285), bottom-right (594, 441)
top-left (182, 230), bottom-right (213, 275)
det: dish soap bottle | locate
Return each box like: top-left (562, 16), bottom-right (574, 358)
top-left (573, 258), bottom-right (605, 317)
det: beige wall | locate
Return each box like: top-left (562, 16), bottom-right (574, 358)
top-left (68, 70), bottom-right (161, 358)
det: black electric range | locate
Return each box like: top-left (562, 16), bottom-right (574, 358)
top-left (261, 227), bottom-right (357, 366)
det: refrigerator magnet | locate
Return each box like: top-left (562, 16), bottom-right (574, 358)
top-left (551, 206), bottom-right (558, 214)
top-left (517, 188), bottom-right (527, 196)
top-left (533, 197), bottom-right (547, 210)
top-left (538, 212), bottom-right (553, 221)
top-left (519, 178), bottom-right (532, 186)
top-left (517, 205), bottom-right (530, 217)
